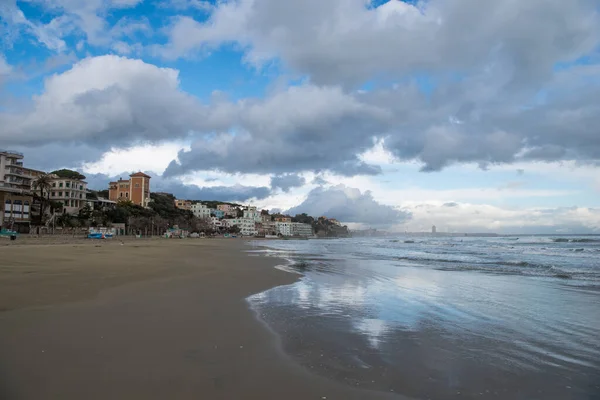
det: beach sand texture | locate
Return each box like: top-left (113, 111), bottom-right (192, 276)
top-left (0, 238), bottom-right (400, 399)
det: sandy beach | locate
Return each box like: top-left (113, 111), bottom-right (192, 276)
top-left (0, 237), bottom-right (400, 399)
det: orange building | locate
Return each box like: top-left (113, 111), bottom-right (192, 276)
top-left (108, 172), bottom-right (151, 207)
top-left (174, 199), bottom-right (192, 210)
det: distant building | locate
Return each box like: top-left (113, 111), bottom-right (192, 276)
top-left (0, 188), bottom-right (33, 231)
top-left (217, 204), bottom-right (237, 217)
top-left (275, 221), bottom-right (292, 236)
top-left (432, 225), bottom-right (437, 234)
top-left (174, 199), bottom-right (192, 210)
top-left (87, 197), bottom-right (116, 211)
top-left (211, 209), bottom-right (225, 219)
top-left (291, 222), bottom-right (313, 237)
top-left (273, 215), bottom-right (292, 223)
top-left (108, 172), bottom-right (151, 207)
top-left (224, 218), bottom-right (258, 236)
top-left (191, 203), bottom-right (212, 219)
top-left (243, 206), bottom-right (261, 221)
top-left (0, 149), bottom-right (44, 192)
top-left (48, 174), bottom-right (88, 215)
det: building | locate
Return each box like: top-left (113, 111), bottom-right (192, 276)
top-left (191, 203), bottom-right (212, 219)
top-left (211, 209), bottom-right (225, 219)
top-left (210, 216), bottom-right (224, 229)
top-left (174, 199), bottom-right (192, 210)
top-left (274, 215), bottom-right (292, 223)
top-left (108, 172), bottom-right (151, 207)
top-left (0, 149), bottom-right (44, 192)
top-left (1, 188), bottom-right (33, 231)
top-left (87, 197), bottom-right (117, 211)
top-left (224, 218), bottom-right (258, 236)
top-left (217, 204), bottom-right (238, 217)
top-left (48, 174), bottom-right (88, 215)
top-left (275, 221), bottom-right (292, 236)
top-left (243, 206), bottom-right (261, 221)
top-left (432, 225), bottom-right (437, 234)
top-left (291, 222), bottom-right (313, 237)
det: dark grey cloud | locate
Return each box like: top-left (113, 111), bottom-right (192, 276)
top-left (286, 184), bottom-right (411, 225)
top-left (85, 172), bottom-right (272, 202)
top-left (270, 173), bottom-right (306, 192)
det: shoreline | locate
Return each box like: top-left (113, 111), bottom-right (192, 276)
top-left (0, 238), bottom-right (400, 399)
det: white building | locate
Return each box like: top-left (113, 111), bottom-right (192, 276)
top-left (243, 206), bottom-right (261, 222)
top-left (275, 221), bottom-right (292, 236)
top-left (191, 203), bottom-right (212, 219)
top-left (274, 222), bottom-right (313, 237)
top-left (1, 149), bottom-right (45, 192)
top-left (210, 216), bottom-right (224, 229)
top-left (291, 222), bottom-right (313, 237)
top-left (47, 174), bottom-right (88, 215)
top-left (224, 218), bottom-right (258, 236)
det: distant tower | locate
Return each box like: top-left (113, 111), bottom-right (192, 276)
top-left (432, 225), bottom-right (437, 234)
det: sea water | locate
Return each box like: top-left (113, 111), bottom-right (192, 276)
top-left (247, 236), bottom-right (600, 399)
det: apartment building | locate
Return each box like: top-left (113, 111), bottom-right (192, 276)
top-left (108, 172), bottom-right (151, 207)
top-left (0, 149), bottom-right (44, 192)
top-left (275, 221), bottom-right (292, 236)
top-left (191, 203), bottom-right (212, 219)
top-left (275, 221), bottom-right (313, 237)
top-left (217, 204), bottom-right (238, 217)
top-left (48, 175), bottom-right (88, 215)
top-left (224, 218), bottom-right (258, 236)
top-left (243, 206), bottom-right (261, 221)
top-left (1, 188), bottom-right (33, 231)
top-left (291, 222), bottom-right (314, 237)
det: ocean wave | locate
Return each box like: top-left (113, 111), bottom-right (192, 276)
top-left (552, 238), bottom-right (600, 243)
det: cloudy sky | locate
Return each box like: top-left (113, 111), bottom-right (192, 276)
top-left (1, 0), bottom-right (600, 233)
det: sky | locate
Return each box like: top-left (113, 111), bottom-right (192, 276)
top-left (1, 0), bottom-right (600, 233)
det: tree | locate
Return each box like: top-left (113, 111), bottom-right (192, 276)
top-left (32, 174), bottom-right (53, 225)
top-left (194, 217), bottom-right (214, 234)
top-left (228, 225), bottom-right (241, 234)
top-left (50, 169), bottom-right (86, 180)
top-left (78, 203), bottom-right (92, 222)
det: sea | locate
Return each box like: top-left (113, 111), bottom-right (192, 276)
top-left (247, 236), bottom-right (600, 400)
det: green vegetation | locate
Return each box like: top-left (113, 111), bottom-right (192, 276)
top-left (50, 169), bottom-right (86, 180)
top-left (200, 200), bottom-right (241, 209)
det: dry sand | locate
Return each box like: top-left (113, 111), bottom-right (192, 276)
top-left (0, 238), bottom-right (400, 399)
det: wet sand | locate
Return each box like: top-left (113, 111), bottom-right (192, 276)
top-left (0, 238), bottom-right (400, 399)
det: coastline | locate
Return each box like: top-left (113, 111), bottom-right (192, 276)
top-left (0, 238), bottom-right (400, 399)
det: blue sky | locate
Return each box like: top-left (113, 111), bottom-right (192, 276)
top-left (1, 0), bottom-right (600, 233)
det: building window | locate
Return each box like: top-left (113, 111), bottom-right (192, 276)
top-left (24, 201), bottom-right (29, 215)
top-left (59, 182), bottom-right (63, 188)
top-left (52, 192), bottom-right (56, 197)
top-left (80, 185), bottom-right (83, 190)
top-left (79, 193), bottom-right (82, 199)
top-left (58, 192), bottom-right (62, 197)
top-left (125, 192), bottom-right (129, 198)
top-left (66, 182), bottom-right (70, 188)
top-left (135, 183), bottom-right (140, 188)
top-left (52, 182), bottom-right (56, 188)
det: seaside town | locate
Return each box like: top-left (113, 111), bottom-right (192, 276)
top-left (0, 149), bottom-right (350, 239)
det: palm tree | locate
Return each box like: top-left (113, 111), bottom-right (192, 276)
top-left (32, 174), bottom-right (53, 225)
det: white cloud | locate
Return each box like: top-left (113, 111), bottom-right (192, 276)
top-left (399, 202), bottom-right (600, 234)
top-left (82, 142), bottom-right (189, 175)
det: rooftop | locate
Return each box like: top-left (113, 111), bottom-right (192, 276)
top-left (0, 149), bottom-right (24, 158)
top-left (130, 172), bottom-right (152, 178)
